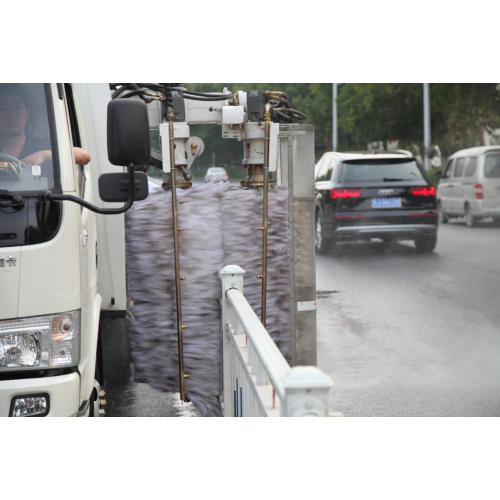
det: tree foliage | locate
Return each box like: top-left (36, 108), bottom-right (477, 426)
top-left (181, 83), bottom-right (500, 167)
top-left (336, 83), bottom-right (500, 156)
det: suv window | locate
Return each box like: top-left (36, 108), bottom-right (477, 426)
top-left (341, 159), bottom-right (423, 183)
top-left (464, 157), bottom-right (477, 177)
top-left (485, 153), bottom-right (500, 179)
top-left (316, 157), bottom-right (334, 181)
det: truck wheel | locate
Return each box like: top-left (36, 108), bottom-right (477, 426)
top-left (89, 380), bottom-right (102, 417)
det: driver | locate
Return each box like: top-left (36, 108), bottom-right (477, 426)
top-left (0, 83), bottom-right (90, 167)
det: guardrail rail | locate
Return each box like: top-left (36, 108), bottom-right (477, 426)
top-left (219, 265), bottom-right (335, 417)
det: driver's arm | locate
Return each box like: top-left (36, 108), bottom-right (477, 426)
top-left (21, 147), bottom-right (91, 167)
top-left (21, 150), bottom-right (52, 168)
top-left (74, 147), bottom-right (91, 165)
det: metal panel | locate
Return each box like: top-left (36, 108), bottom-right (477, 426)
top-left (278, 124), bottom-right (317, 366)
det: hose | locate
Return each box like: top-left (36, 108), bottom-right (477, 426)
top-left (110, 83), bottom-right (233, 103)
top-left (109, 84), bottom-right (306, 121)
top-left (271, 107), bottom-right (307, 123)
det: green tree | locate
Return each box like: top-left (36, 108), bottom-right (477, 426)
top-left (172, 83), bottom-right (500, 168)
top-left (430, 84), bottom-right (500, 156)
top-left (336, 83), bottom-right (424, 149)
top-left (335, 83), bottom-right (500, 156)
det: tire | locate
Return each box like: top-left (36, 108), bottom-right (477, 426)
top-left (464, 204), bottom-right (477, 227)
top-left (89, 336), bottom-right (104, 417)
top-left (437, 202), bottom-right (448, 223)
top-left (88, 381), bottom-right (101, 417)
top-left (315, 211), bottom-right (330, 254)
top-left (415, 233), bottom-right (437, 253)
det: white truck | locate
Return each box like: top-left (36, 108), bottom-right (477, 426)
top-left (0, 83), bottom-right (149, 416)
top-left (0, 83), bottom-right (321, 417)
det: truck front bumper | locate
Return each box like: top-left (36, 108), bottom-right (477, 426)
top-left (0, 372), bottom-right (80, 417)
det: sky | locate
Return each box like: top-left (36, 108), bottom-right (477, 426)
top-left (9, 1), bottom-right (497, 84)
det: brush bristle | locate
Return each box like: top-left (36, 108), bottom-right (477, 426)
top-left (125, 181), bottom-right (290, 416)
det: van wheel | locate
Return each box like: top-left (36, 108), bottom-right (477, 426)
top-left (464, 204), bottom-right (477, 227)
top-left (437, 202), bottom-right (448, 223)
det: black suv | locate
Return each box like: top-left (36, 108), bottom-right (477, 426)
top-left (314, 152), bottom-right (438, 254)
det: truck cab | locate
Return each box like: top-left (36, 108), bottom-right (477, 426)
top-left (0, 83), bottom-right (148, 416)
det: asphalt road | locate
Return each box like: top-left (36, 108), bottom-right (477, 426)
top-left (316, 217), bottom-right (500, 417)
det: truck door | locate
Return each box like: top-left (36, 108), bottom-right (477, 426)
top-left (62, 84), bottom-right (99, 407)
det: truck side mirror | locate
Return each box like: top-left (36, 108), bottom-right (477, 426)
top-left (38, 98), bottom-right (151, 215)
top-left (99, 171), bottom-right (149, 202)
top-left (107, 99), bottom-right (151, 168)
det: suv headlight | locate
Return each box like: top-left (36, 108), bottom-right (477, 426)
top-left (0, 311), bottom-right (80, 371)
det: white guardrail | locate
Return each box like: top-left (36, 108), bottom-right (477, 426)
top-left (219, 265), bottom-right (336, 417)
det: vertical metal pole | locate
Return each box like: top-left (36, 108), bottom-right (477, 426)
top-left (168, 111), bottom-right (187, 401)
top-left (260, 105), bottom-right (271, 327)
top-left (424, 83), bottom-right (431, 171)
top-left (333, 83), bottom-right (338, 152)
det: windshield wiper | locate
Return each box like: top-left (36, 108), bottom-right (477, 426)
top-left (0, 189), bottom-right (25, 209)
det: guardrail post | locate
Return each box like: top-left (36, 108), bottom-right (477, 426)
top-left (219, 265), bottom-right (246, 416)
top-left (282, 366), bottom-right (334, 416)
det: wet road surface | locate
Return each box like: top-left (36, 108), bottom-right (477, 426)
top-left (105, 379), bottom-right (203, 417)
top-left (316, 218), bottom-right (500, 416)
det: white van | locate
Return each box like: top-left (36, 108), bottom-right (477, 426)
top-left (437, 146), bottom-right (500, 226)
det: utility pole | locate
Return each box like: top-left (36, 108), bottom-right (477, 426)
top-left (423, 83), bottom-right (431, 171)
top-left (333, 83), bottom-right (338, 151)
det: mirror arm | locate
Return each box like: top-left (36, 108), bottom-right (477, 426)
top-left (38, 163), bottom-right (137, 215)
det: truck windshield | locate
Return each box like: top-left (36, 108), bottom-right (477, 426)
top-left (0, 83), bottom-right (55, 192)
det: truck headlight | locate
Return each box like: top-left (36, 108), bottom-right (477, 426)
top-left (0, 311), bottom-right (80, 371)
top-left (10, 394), bottom-right (49, 417)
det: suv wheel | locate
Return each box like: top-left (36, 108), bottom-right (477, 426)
top-left (415, 234), bottom-right (437, 253)
top-left (315, 212), bottom-right (330, 254)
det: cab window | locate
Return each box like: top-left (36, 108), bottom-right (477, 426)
top-left (0, 83), bottom-right (55, 192)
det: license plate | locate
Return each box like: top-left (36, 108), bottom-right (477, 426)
top-left (372, 197), bottom-right (401, 208)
